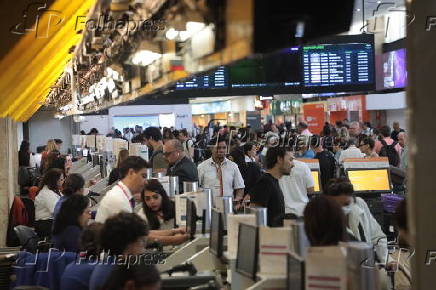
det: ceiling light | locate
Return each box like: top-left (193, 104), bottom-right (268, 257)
top-left (165, 28), bottom-right (179, 40)
top-left (356, 8), bottom-right (361, 12)
top-left (377, 0), bottom-right (382, 3)
top-left (131, 50), bottom-right (162, 66)
top-left (186, 22), bottom-right (205, 33)
top-left (178, 31), bottom-right (190, 42)
top-left (177, 22), bottom-right (206, 42)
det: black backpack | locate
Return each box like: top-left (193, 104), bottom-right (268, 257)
top-left (379, 140), bottom-right (400, 167)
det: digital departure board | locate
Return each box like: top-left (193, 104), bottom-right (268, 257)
top-left (172, 35), bottom-right (375, 96)
top-left (175, 66), bottom-right (228, 89)
top-left (303, 43), bottom-right (374, 88)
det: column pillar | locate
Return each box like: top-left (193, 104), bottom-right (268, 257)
top-left (0, 118), bottom-right (18, 246)
top-left (407, 0), bottom-right (436, 288)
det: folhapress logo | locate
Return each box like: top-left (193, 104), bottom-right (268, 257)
top-left (425, 250), bottom-right (436, 265)
top-left (426, 16), bottom-right (436, 31)
top-left (10, 2), bottom-right (64, 39)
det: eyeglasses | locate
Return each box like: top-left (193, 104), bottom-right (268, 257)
top-left (144, 194), bottom-right (160, 201)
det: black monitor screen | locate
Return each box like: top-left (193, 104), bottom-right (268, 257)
top-left (287, 254), bottom-right (305, 290)
top-left (186, 199), bottom-right (197, 239)
top-left (236, 223), bottom-right (259, 280)
top-left (302, 34), bottom-right (375, 92)
top-left (230, 47), bottom-right (301, 90)
top-left (171, 35), bottom-right (374, 96)
top-left (209, 208), bottom-right (224, 257)
top-left (175, 66), bottom-right (228, 90)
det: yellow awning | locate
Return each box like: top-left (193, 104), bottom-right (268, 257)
top-left (0, 0), bottom-right (96, 122)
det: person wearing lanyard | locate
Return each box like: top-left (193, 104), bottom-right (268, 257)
top-left (198, 138), bottom-right (245, 201)
top-left (95, 156), bottom-right (148, 223)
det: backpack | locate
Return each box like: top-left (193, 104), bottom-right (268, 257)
top-left (379, 139), bottom-right (400, 167)
top-left (6, 196), bottom-right (29, 247)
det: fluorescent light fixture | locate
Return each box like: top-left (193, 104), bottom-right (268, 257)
top-left (178, 31), bottom-right (190, 42)
top-left (107, 78), bottom-right (116, 92)
top-left (165, 28), bottom-right (179, 40)
top-left (186, 21), bottom-right (205, 33)
top-left (177, 22), bottom-right (206, 41)
top-left (131, 50), bottom-right (162, 66)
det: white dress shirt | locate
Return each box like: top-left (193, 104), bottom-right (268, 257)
top-left (244, 155), bottom-right (255, 163)
top-left (198, 157), bottom-right (245, 197)
top-left (338, 145), bottom-right (365, 163)
top-left (95, 181), bottom-right (134, 223)
top-left (35, 186), bottom-right (61, 221)
top-left (279, 160), bottom-right (314, 217)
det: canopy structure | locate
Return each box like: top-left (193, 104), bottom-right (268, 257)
top-left (0, 0), bottom-right (95, 122)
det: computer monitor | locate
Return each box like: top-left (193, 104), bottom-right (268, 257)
top-left (209, 208), bottom-right (224, 258)
top-left (346, 168), bottom-right (391, 193)
top-left (287, 253), bottom-right (305, 290)
top-left (236, 223), bottom-right (259, 280)
top-left (311, 169), bottom-right (321, 193)
top-left (186, 198), bottom-right (197, 239)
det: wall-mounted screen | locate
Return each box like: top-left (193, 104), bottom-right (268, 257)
top-left (172, 35), bottom-right (375, 96)
top-left (382, 48), bottom-right (407, 89)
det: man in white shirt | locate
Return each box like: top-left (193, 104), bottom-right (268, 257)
top-left (338, 138), bottom-right (364, 163)
top-left (95, 156), bottom-right (148, 223)
top-left (198, 138), bottom-right (245, 201)
top-left (279, 159), bottom-right (314, 217)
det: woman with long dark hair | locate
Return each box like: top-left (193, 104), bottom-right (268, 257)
top-left (303, 195), bottom-right (347, 246)
top-left (34, 168), bottom-right (65, 238)
top-left (138, 180), bottom-right (189, 246)
top-left (54, 173), bottom-right (85, 218)
top-left (48, 156), bottom-right (68, 176)
top-left (52, 194), bottom-right (91, 252)
top-left (140, 179), bottom-right (175, 230)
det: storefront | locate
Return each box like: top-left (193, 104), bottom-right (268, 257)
top-left (365, 91), bottom-right (406, 129)
top-left (270, 96), bottom-right (303, 125)
top-left (326, 95), bottom-right (369, 124)
top-left (191, 96), bottom-right (256, 127)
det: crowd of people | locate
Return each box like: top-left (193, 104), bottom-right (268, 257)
top-left (9, 118), bottom-right (410, 289)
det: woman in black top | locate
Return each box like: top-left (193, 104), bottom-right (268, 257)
top-left (52, 194), bottom-right (91, 252)
top-left (108, 149), bottom-right (129, 185)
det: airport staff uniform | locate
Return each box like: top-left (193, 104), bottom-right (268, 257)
top-left (198, 157), bottom-right (245, 197)
top-left (279, 160), bottom-right (314, 217)
top-left (95, 181), bottom-right (134, 223)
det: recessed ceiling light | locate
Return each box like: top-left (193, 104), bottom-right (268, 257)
top-left (377, 0), bottom-right (382, 3)
top-left (356, 8), bottom-right (361, 12)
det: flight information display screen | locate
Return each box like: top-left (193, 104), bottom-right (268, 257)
top-left (230, 47), bottom-right (302, 89)
top-left (175, 66), bottom-right (228, 89)
top-left (302, 42), bottom-right (374, 88)
top-left (173, 35), bottom-right (375, 95)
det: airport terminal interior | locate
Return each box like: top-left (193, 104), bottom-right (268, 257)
top-left (0, 0), bottom-right (435, 289)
